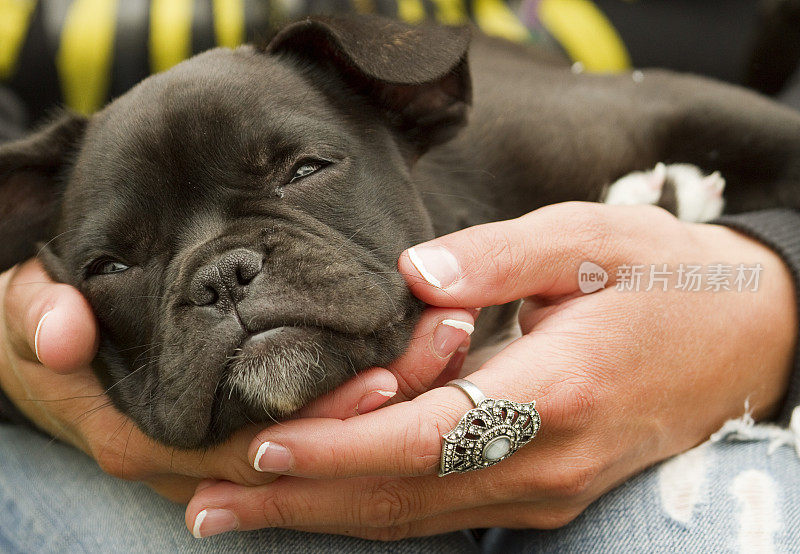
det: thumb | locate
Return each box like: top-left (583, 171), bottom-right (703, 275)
top-left (399, 202), bottom-right (652, 307)
top-left (3, 260), bottom-right (98, 373)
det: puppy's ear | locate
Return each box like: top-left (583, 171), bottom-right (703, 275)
top-left (266, 15), bottom-right (471, 155)
top-left (0, 112), bottom-right (87, 271)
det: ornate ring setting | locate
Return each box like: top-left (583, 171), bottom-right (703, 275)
top-left (439, 379), bottom-right (540, 476)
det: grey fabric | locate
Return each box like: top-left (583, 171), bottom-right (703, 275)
top-left (485, 435), bottom-right (800, 553)
top-left (4, 418), bottom-right (800, 552)
top-left (0, 424), bottom-right (478, 553)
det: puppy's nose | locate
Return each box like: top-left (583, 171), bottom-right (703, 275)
top-left (188, 248), bottom-right (263, 307)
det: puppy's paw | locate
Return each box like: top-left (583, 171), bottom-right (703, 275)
top-left (603, 163), bottom-right (725, 223)
top-left (603, 163), bottom-right (667, 207)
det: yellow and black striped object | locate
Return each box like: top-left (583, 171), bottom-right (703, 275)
top-left (1, 0), bottom-right (281, 117)
top-left (0, 0), bottom-right (635, 117)
top-left (1, 0), bottom-right (786, 119)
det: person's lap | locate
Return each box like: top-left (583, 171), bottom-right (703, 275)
top-left (0, 424), bottom-right (476, 553)
top-left (485, 420), bottom-right (800, 553)
top-left (2, 421), bottom-right (798, 553)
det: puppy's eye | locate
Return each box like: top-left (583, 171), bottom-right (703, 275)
top-left (289, 159), bottom-right (330, 183)
top-left (88, 258), bottom-right (130, 276)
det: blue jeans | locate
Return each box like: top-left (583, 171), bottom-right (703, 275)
top-left (1, 421), bottom-right (798, 553)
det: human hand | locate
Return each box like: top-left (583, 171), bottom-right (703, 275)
top-left (186, 202), bottom-right (796, 539)
top-left (0, 260), bottom-right (474, 502)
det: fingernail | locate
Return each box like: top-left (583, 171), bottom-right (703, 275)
top-left (408, 246), bottom-right (460, 288)
top-left (433, 319), bottom-right (474, 357)
top-left (253, 441), bottom-right (292, 473)
top-left (192, 508), bottom-right (238, 538)
top-left (355, 389), bottom-right (396, 415)
top-left (34, 310), bottom-right (53, 363)
top-left (434, 340), bottom-right (471, 387)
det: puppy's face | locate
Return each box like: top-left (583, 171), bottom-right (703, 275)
top-left (0, 17), bottom-right (470, 447)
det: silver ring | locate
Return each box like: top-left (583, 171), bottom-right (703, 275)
top-left (439, 379), bottom-right (540, 477)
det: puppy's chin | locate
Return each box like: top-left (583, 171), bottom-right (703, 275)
top-left (225, 325), bottom-right (331, 417)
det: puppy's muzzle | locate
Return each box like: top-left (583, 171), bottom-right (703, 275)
top-left (187, 247), bottom-right (264, 310)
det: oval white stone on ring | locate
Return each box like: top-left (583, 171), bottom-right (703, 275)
top-left (483, 436), bottom-right (512, 461)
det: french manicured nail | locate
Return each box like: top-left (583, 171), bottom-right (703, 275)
top-left (192, 508), bottom-right (238, 538)
top-left (355, 389), bottom-right (396, 415)
top-left (408, 246), bottom-right (460, 288)
top-left (253, 441), bottom-right (292, 472)
top-left (34, 310), bottom-right (53, 363)
top-left (433, 319), bottom-right (474, 357)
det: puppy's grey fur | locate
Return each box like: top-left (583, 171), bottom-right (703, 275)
top-left (1, 16), bottom-right (799, 447)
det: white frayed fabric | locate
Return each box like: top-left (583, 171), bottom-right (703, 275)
top-left (658, 443), bottom-right (709, 524)
top-left (732, 470), bottom-right (779, 554)
top-left (710, 404), bottom-right (800, 459)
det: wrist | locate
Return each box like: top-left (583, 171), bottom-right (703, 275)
top-left (701, 223), bottom-right (797, 418)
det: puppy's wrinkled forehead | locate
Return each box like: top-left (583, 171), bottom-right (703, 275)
top-left (63, 48), bottom-right (360, 254)
top-left (81, 48), bottom-right (347, 186)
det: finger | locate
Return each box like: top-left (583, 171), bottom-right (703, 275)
top-left (296, 306), bottom-right (474, 417)
top-left (185, 475), bottom-right (484, 536)
top-left (186, 475), bottom-right (569, 537)
top-left (67, 369), bottom-right (396, 486)
top-left (89, 420), bottom-right (283, 487)
top-left (64, 399), bottom-right (275, 487)
top-left (387, 307), bottom-right (474, 400)
top-left (146, 474), bottom-right (203, 504)
top-left (286, 502), bottom-right (568, 540)
top-left (245, 337), bottom-right (551, 477)
top-left (399, 202), bottom-right (672, 307)
top-left (430, 336), bottom-right (470, 389)
top-left (297, 366), bottom-right (398, 419)
top-left (3, 260), bottom-right (98, 373)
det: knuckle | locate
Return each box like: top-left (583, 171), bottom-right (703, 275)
top-left (557, 379), bottom-right (599, 429)
top-left (546, 508), bottom-right (583, 528)
top-left (93, 449), bottom-right (124, 479)
top-left (531, 203), bottom-right (621, 288)
top-left (369, 524), bottom-right (414, 542)
top-left (226, 458), bottom-right (268, 487)
top-left (394, 370), bottom-right (427, 401)
top-left (351, 524), bottom-right (413, 542)
top-left (512, 511), bottom-right (544, 529)
top-left (636, 203), bottom-right (679, 226)
top-left (395, 405), bottom-right (447, 475)
top-left (259, 491), bottom-right (294, 528)
top-left (91, 440), bottom-right (143, 480)
top-left (363, 481), bottom-right (416, 528)
top-left (516, 506), bottom-right (583, 529)
top-left (328, 443), bottom-right (353, 478)
top-left (542, 462), bottom-right (600, 500)
top-left (543, 373), bottom-right (600, 432)
top-left (467, 224), bottom-right (530, 282)
top-left (565, 206), bottom-right (616, 261)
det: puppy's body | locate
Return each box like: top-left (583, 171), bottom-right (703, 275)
top-left (1, 17), bottom-right (799, 447)
top-left (426, 34), bottom-right (797, 237)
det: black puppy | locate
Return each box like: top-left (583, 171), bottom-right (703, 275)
top-left (1, 16), bottom-right (799, 448)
